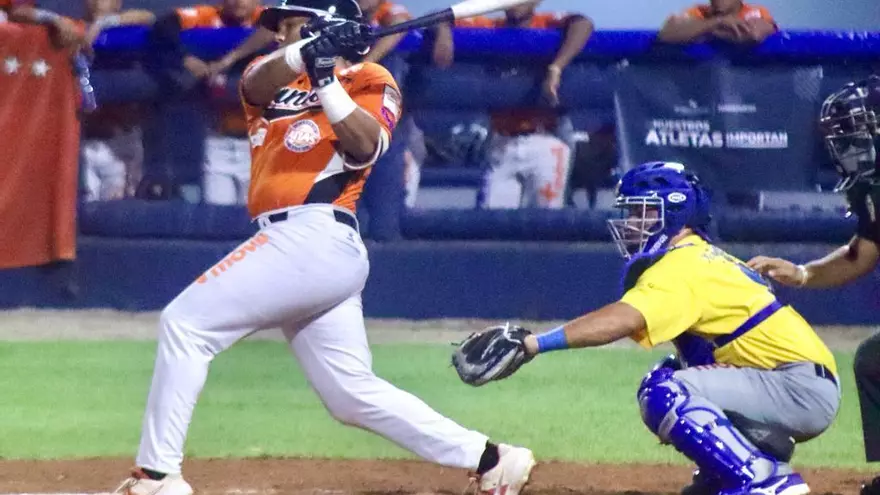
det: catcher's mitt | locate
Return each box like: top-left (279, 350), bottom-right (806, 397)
top-left (451, 323), bottom-right (533, 387)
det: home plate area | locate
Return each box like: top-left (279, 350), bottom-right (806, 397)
top-left (0, 459), bottom-right (867, 495)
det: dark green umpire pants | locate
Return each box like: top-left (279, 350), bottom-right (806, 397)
top-left (855, 331), bottom-right (880, 462)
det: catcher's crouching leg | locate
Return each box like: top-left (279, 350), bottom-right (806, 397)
top-left (637, 367), bottom-right (780, 492)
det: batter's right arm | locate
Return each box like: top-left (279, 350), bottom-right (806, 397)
top-left (747, 236), bottom-right (880, 288)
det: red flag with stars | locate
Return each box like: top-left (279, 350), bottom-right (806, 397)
top-left (0, 23), bottom-right (79, 269)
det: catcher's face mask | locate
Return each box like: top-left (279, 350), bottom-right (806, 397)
top-left (608, 199), bottom-right (664, 260)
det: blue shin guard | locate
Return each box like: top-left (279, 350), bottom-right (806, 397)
top-left (637, 368), bottom-right (777, 491)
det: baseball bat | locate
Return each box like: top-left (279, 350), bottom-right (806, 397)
top-left (372, 0), bottom-right (533, 38)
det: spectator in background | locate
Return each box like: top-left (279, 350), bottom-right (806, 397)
top-left (358, 0), bottom-right (409, 63)
top-left (432, 0), bottom-right (593, 209)
top-left (151, 0), bottom-right (264, 205)
top-left (80, 0), bottom-right (155, 201)
top-left (658, 0), bottom-right (776, 44)
top-left (82, 0), bottom-right (155, 46)
top-left (2, 0), bottom-right (85, 50)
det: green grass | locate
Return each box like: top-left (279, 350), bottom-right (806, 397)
top-left (0, 341), bottom-right (866, 469)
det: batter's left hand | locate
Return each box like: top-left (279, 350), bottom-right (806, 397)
top-left (301, 20), bottom-right (372, 87)
top-left (304, 17), bottom-right (373, 58)
top-left (302, 36), bottom-right (338, 87)
top-left (542, 65), bottom-right (562, 107)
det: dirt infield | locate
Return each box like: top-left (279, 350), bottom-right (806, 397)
top-left (0, 458), bottom-right (869, 495)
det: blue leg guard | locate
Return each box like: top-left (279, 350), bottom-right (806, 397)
top-left (637, 368), bottom-right (778, 491)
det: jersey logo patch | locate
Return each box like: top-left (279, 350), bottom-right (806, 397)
top-left (382, 84), bottom-right (402, 129)
top-left (284, 119), bottom-right (321, 153)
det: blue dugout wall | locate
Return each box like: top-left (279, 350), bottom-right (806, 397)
top-left (3, 29), bottom-right (880, 323)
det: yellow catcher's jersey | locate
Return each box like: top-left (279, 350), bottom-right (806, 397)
top-left (621, 235), bottom-right (836, 375)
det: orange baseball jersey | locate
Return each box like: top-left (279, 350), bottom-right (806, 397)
top-left (240, 61), bottom-right (402, 217)
top-left (369, 0), bottom-right (410, 27)
top-left (456, 12), bottom-right (570, 136)
top-left (176, 4), bottom-right (265, 29)
top-left (684, 3), bottom-right (775, 24)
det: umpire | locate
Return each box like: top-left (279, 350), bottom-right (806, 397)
top-left (748, 75), bottom-right (880, 495)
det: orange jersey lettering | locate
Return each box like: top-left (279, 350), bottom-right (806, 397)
top-left (684, 3), bottom-right (775, 25)
top-left (240, 61), bottom-right (402, 218)
top-left (176, 4), bottom-right (264, 29)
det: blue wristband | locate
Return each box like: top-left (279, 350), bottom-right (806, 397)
top-left (535, 326), bottom-right (568, 353)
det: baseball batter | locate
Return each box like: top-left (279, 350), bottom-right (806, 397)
top-left (113, 2), bottom-right (534, 495)
top-left (454, 162), bottom-right (840, 495)
top-left (748, 75), bottom-right (880, 495)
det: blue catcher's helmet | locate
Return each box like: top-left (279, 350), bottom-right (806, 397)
top-left (607, 161), bottom-right (711, 259)
top-left (819, 75), bottom-right (880, 192)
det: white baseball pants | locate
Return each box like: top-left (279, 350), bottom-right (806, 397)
top-left (82, 127), bottom-right (143, 201)
top-left (202, 136), bottom-right (251, 205)
top-left (480, 133), bottom-right (572, 209)
top-left (135, 205), bottom-right (488, 474)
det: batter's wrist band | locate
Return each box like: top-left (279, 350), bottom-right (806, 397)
top-left (316, 80), bottom-right (358, 124)
top-left (283, 38), bottom-right (310, 74)
top-left (33, 9), bottom-right (61, 24)
top-left (535, 326), bottom-right (568, 353)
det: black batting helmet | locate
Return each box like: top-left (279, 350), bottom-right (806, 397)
top-left (258, 0), bottom-right (363, 31)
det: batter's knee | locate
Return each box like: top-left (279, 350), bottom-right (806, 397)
top-left (158, 304), bottom-right (219, 358)
top-left (855, 333), bottom-right (880, 379)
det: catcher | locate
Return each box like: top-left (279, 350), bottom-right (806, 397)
top-left (454, 161), bottom-right (840, 495)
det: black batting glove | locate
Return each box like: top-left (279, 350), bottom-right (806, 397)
top-left (300, 17), bottom-right (374, 87)
top-left (301, 35), bottom-right (339, 88)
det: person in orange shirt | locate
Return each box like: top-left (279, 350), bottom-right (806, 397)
top-left (150, 0), bottom-right (265, 204)
top-left (357, 0), bottom-right (409, 63)
top-left (432, 0), bottom-right (594, 209)
top-left (658, 0), bottom-right (777, 44)
top-left (152, 0), bottom-right (264, 84)
top-left (111, 2), bottom-right (535, 495)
